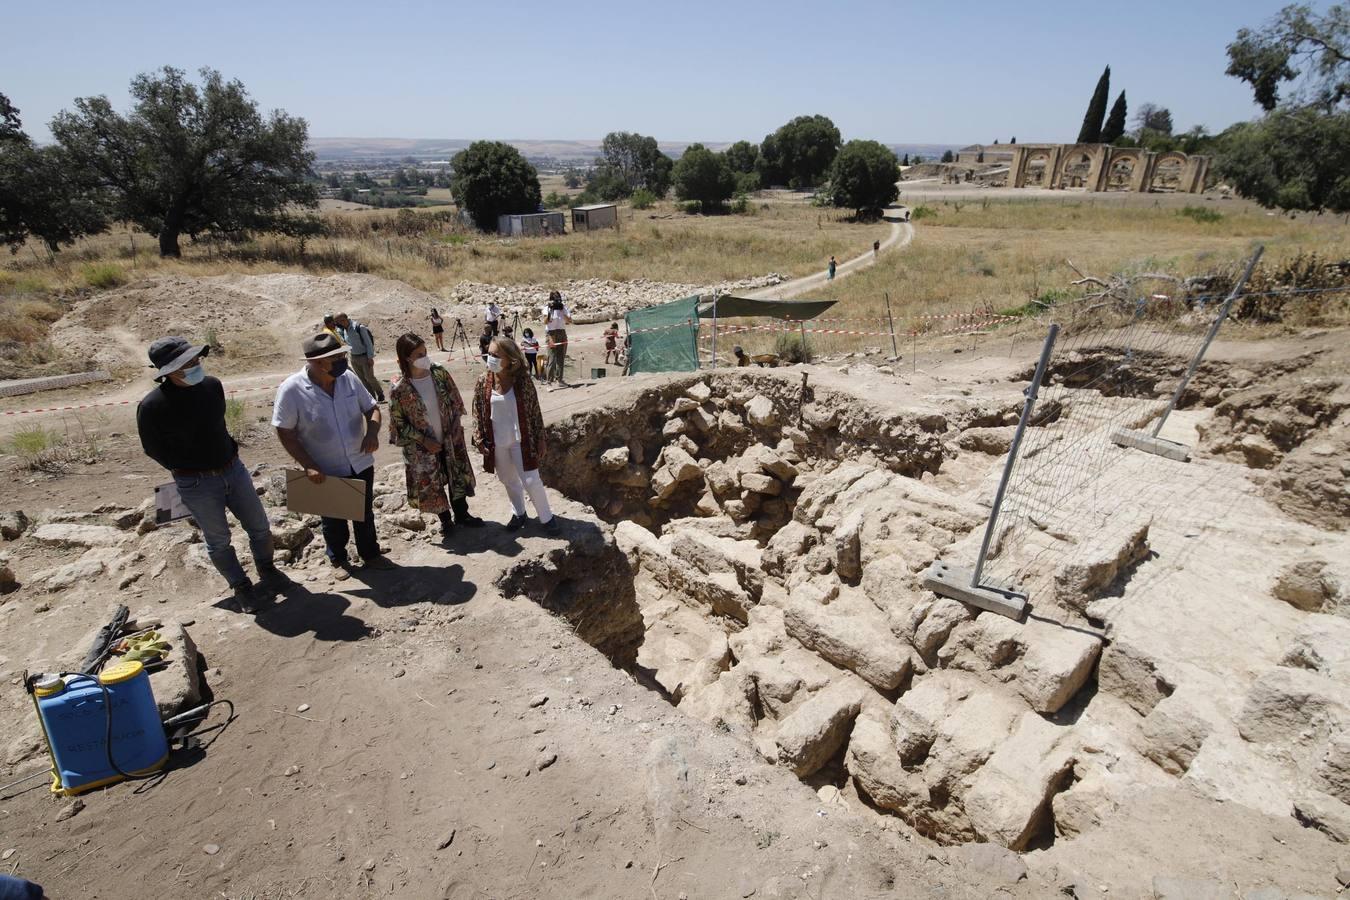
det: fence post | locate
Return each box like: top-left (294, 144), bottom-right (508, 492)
top-left (1150, 245), bottom-right (1263, 438)
top-left (922, 323), bottom-right (1059, 620)
top-left (884, 292), bottom-right (899, 359)
top-left (972, 322), bottom-right (1058, 588)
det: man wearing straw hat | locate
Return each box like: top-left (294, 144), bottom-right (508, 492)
top-left (272, 332), bottom-right (394, 570)
top-left (137, 336), bottom-right (283, 613)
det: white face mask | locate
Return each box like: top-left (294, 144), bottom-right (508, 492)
top-left (411, 356), bottom-right (432, 372)
top-left (486, 355), bottom-right (503, 373)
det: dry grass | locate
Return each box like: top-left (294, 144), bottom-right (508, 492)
top-left (826, 198), bottom-right (1350, 321)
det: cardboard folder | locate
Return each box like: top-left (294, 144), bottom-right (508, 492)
top-left (285, 469), bottom-right (367, 521)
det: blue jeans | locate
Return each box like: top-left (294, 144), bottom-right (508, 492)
top-left (320, 466), bottom-right (380, 564)
top-left (173, 456), bottom-right (273, 588)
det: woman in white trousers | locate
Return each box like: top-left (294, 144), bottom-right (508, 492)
top-left (470, 336), bottom-right (558, 535)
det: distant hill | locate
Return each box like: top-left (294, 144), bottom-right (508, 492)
top-left (310, 137), bottom-right (964, 163)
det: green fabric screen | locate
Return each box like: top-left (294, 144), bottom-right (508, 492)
top-left (625, 295), bottom-right (701, 374)
top-left (695, 296), bottom-right (837, 320)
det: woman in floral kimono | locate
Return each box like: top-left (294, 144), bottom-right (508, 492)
top-left (388, 333), bottom-right (483, 540)
top-left (470, 336), bottom-right (557, 535)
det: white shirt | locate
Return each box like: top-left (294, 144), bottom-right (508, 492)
top-left (490, 387), bottom-right (521, 448)
top-left (272, 367), bottom-right (376, 475)
top-left (486, 303), bottom-right (500, 322)
top-left (544, 305), bottom-right (571, 332)
top-left (410, 374), bottom-right (443, 442)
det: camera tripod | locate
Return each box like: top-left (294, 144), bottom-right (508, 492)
top-left (447, 318), bottom-right (471, 355)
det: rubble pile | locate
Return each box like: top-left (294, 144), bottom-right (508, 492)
top-left (546, 369), bottom-right (1350, 852)
top-left (441, 273), bottom-right (787, 326)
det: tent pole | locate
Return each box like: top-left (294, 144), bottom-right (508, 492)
top-left (711, 294), bottom-right (719, 370)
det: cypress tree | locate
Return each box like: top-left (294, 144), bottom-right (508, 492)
top-left (1101, 91), bottom-right (1128, 143)
top-left (1075, 66), bottom-right (1111, 143)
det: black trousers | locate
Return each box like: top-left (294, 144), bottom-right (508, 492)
top-left (319, 466), bottom-right (379, 563)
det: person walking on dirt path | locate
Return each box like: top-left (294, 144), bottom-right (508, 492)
top-left (272, 333), bottom-right (394, 571)
top-left (335, 313), bottom-right (385, 403)
top-left (430, 308), bottom-right (446, 352)
top-left (137, 336), bottom-right (284, 613)
top-left (472, 336), bottom-right (558, 535)
top-left (520, 328), bottom-right (541, 377)
top-left (485, 301), bottom-right (501, 337)
top-left (544, 290), bottom-right (572, 385)
top-left (873, 240), bottom-right (880, 258)
top-left (603, 322), bottom-right (620, 366)
top-left (389, 333), bottom-right (483, 541)
top-left (827, 256), bottom-right (837, 281)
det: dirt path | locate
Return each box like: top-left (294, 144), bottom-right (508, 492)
top-left (744, 217), bottom-right (911, 300)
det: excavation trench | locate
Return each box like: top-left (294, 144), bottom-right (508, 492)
top-left (508, 370), bottom-right (1110, 850)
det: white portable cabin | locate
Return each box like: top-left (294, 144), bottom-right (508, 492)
top-left (571, 203), bottom-right (619, 232)
top-left (497, 211), bottom-right (566, 237)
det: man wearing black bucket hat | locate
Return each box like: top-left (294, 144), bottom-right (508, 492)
top-left (272, 332), bottom-right (394, 570)
top-left (136, 336), bottom-right (283, 613)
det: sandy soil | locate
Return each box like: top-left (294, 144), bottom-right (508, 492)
top-left (1, 258), bottom-right (1347, 899)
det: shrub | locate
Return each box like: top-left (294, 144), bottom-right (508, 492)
top-left (730, 192), bottom-right (751, 214)
top-left (81, 263), bottom-right (126, 289)
top-left (910, 205), bottom-right (937, 220)
top-left (8, 421), bottom-right (102, 473)
top-left (629, 189), bottom-right (657, 210)
top-left (678, 200), bottom-right (702, 214)
top-left (224, 399), bottom-right (247, 442)
top-left (1179, 205), bottom-right (1223, 224)
top-left (539, 246), bottom-right (565, 262)
top-left (542, 191), bottom-right (572, 209)
top-left (775, 332), bottom-right (813, 363)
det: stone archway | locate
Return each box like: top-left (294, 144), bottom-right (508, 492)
top-left (1149, 153), bottom-right (1187, 192)
top-left (1023, 150), bottom-right (1053, 187)
top-left (1106, 150), bottom-right (1143, 191)
top-left (1057, 149), bottom-right (1096, 190)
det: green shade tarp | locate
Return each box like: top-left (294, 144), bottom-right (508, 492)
top-left (695, 296), bottom-right (837, 321)
top-left (626, 295), bottom-right (701, 374)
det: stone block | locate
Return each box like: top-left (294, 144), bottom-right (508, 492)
top-left (846, 714), bottom-right (932, 816)
top-left (773, 680), bottom-right (865, 776)
top-left (148, 622), bottom-right (203, 718)
top-left (746, 395), bottom-right (777, 427)
top-left (1014, 618), bottom-right (1103, 714)
top-left (685, 381), bottom-right (712, 403)
top-left (30, 523), bottom-right (126, 550)
top-left (1052, 510), bottom-right (1150, 613)
top-left (739, 472), bottom-right (781, 496)
top-left (599, 447), bottom-right (629, 472)
top-left (1238, 666), bottom-right (1349, 746)
top-left (1098, 638), bottom-right (1175, 716)
top-left (784, 592), bottom-right (913, 690)
top-left (963, 711), bottom-right (1075, 850)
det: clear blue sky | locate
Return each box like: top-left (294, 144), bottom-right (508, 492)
top-left (2, 0), bottom-right (1295, 146)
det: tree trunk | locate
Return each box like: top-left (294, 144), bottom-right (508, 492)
top-left (159, 200), bottom-right (185, 258)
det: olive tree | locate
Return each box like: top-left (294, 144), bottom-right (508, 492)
top-left (827, 140), bottom-right (900, 216)
top-left (50, 67), bottom-right (319, 257)
top-left (449, 141), bottom-right (542, 231)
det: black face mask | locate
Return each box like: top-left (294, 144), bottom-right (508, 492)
top-left (328, 357), bottom-right (349, 378)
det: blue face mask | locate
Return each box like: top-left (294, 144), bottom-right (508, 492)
top-left (179, 364), bottom-right (205, 386)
